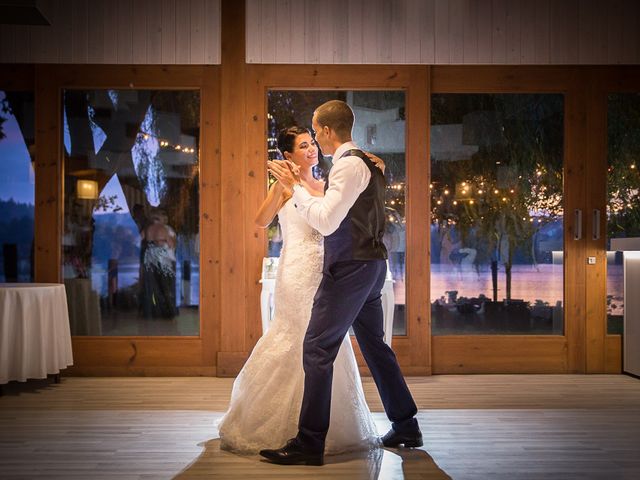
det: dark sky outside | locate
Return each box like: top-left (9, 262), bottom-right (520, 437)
top-left (0, 91), bottom-right (34, 205)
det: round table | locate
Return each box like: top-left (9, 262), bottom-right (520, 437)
top-left (0, 283), bottom-right (74, 384)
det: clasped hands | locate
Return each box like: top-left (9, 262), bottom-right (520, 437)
top-left (267, 160), bottom-right (301, 193)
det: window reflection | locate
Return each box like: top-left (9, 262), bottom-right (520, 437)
top-left (431, 94), bottom-right (564, 335)
top-left (267, 91), bottom-right (407, 335)
top-left (62, 90), bottom-right (200, 336)
top-left (0, 91), bottom-right (34, 283)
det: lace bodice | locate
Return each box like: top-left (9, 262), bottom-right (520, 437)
top-left (277, 198), bottom-right (323, 256)
top-left (270, 200), bottom-right (324, 332)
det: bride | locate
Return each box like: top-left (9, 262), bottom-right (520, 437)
top-left (217, 126), bottom-right (379, 454)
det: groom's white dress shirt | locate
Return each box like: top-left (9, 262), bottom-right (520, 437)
top-left (292, 141), bottom-right (371, 236)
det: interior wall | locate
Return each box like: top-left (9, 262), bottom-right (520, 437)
top-left (0, 0), bottom-right (221, 64)
top-left (246, 0), bottom-right (640, 65)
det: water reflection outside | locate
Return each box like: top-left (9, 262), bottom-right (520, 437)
top-left (267, 91), bottom-right (407, 335)
top-left (0, 91), bottom-right (34, 283)
top-left (607, 93), bottom-right (640, 334)
top-left (431, 94), bottom-right (564, 335)
top-left (62, 90), bottom-right (200, 336)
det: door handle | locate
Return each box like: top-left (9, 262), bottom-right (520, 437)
top-left (592, 209), bottom-right (601, 240)
top-left (574, 209), bottom-right (582, 240)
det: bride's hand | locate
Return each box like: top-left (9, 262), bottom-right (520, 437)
top-left (366, 152), bottom-right (386, 174)
top-left (268, 160), bottom-right (297, 194)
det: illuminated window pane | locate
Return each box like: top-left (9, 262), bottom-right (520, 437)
top-left (431, 94), bottom-right (564, 335)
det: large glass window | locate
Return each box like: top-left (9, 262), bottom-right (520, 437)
top-left (430, 94), bottom-right (564, 335)
top-left (62, 90), bottom-right (200, 336)
top-left (0, 91), bottom-right (34, 283)
top-left (607, 93), bottom-right (640, 334)
top-left (267, 90), bottom-right (407, 335)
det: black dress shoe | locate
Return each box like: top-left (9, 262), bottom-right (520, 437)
top-left (259, 438), bottom-right (324, 466)
top-left (381, 428), bottom-right (423, 448)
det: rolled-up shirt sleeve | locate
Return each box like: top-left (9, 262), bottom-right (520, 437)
top-left (292, 157), bottom-right (371, 236)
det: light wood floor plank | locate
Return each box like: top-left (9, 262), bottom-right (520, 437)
top-left (1, 375), bottom-right (639, 479)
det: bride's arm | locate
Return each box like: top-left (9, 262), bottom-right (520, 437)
top-left (254, 180), bottom-right (291, 228)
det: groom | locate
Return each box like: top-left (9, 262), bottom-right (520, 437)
top-left (262, 100), bottom-right (421, 466)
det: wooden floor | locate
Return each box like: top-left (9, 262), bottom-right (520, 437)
top-left (1, 375), bottom-right (639, 479)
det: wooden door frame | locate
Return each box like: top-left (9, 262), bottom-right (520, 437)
top-left (34, 64), bottom-right (221, 375)
top-left (240, 64), bottom-right (432, 376)
top-left (430, 66), bottom-right (589, 373)
top-left (585, 66), bottom-right (640, 374)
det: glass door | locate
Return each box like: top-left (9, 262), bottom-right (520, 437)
top-left (35, 65), bottom-right (220, 375)
top-left (429, 67), bottom-right (587, 373)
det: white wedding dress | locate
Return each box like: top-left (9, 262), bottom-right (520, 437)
top-left (217, 199), bottom-right (379, 454)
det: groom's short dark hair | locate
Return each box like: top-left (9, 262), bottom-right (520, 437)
top-left (314, 100), bottom-right (354, 142)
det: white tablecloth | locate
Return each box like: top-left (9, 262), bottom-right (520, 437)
top-left (0, 283), bottom-right (74, 384)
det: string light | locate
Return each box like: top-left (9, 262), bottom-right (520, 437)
top-left (139, 131), bottom-right (197, 155)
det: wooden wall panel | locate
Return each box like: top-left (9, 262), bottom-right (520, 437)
top-left (190, 0), bottom-right (206, 64)
top-left (204, 0), bottom-right (220, 64)
top-left (217, 0), bottom-right (248, 375)
top-left (404, 0), bottom-right (422, 64)
top-left (347, 0), bottom-right (364, 64)
top-left (117, 0), bottom-right (134, 64)
top-left (491, 0), bottom-right (507, 64)
top-left (260, 0), bottom-right (276, 63)
top-left (146, 0), bottom-right (163, 64)
top-left (102, 0), bottom-right (118, 64)
top-left (87, 0), bottom-right (105, 63)
top-left (244, 0), bottom-right (640, 65)
top-left (71, 0), bottom-right (89, 63)
top-left (361, 0), bottom-right (379, 64)
top-left (564, 71), bottom-right (588, 373)
top-left (432, 337), bottom-right (569, 373)
top-left (289, 0), bottom-right (305, 63)
top-left (333, 0), bottom-right (350, 64)
top-left (0, 0), bottom-right (221, 64)
top-left (131, 0), bottom-right (148, 64)
top-left (419, 0), bottom-right (436, 64)
top-left (505, 0), bottom-right (521, 64)
top-left (175, 1), bottom-right (191, 64)
top-left (434, 0), bottom-right (449, 64)
top-left (274, 0), bottom-right (291, 63)
top-left (34, 64), bottom-right (61, 284)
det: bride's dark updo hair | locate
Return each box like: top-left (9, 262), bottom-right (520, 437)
top-left (277, 126), bottom-right (311, 157)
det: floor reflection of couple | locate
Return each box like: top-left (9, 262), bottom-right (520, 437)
top-left (217, 100), bottom-right (423, 467)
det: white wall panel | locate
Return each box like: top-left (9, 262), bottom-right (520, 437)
top-left (246, 0), bottom-right (640, 64)
top-left (2, 0), bottom-right (638, 65)
top-left (0, 0), bottom-right (221, 64)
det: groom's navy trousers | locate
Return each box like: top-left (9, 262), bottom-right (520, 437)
top-left (297, 258), bottom-right (418, 452)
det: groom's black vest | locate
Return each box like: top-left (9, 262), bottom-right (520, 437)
top-left (323, 149), bottom-right (388, 267)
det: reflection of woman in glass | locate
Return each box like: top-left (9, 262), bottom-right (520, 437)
top-left (141, 208), bottom-right (177, 319)
top-left (218, 127), bottom-right (381, 454)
